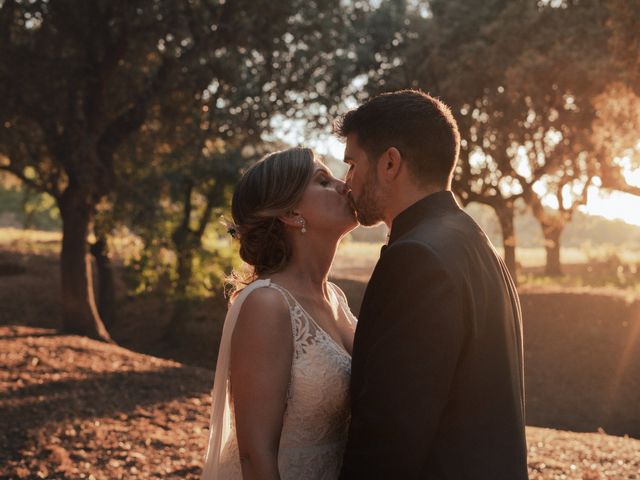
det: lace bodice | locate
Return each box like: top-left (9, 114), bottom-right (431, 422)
top-left (216, 280), bottom-right (356, 480)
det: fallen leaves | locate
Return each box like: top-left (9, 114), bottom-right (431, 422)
top-left (1, 325), bottom-right (639, 479)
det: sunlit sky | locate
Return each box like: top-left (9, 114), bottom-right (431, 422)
top-left (581, 189), bottom-right (640, 226)
top-left (271, 120), bottom-right (640, 227)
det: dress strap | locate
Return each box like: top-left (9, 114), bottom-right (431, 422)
top-left (327, 282), bottom-right (343, 306)
top-left (328, 281), bottom-right (358, 327)
top-left (270, 280), bottom-right (348, 319)
top-left (266, 282), bottom-right (298, 312)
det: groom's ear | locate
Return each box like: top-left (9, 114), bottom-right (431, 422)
top-left (378, 147), bottom-right (403, 183)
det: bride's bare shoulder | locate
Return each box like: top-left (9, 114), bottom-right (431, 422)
top-left (232, 285), bottom-right (292, 345)
top-left (240, 285), bottom-right (289, 316)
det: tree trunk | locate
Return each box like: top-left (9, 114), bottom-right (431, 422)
top-left (59, 187), bottom-right (111, 341)
top-left (89, 236), bottom-right (117, 329)
top-left (543, 224), bottom-right (563, 276)
top-left (21, 189), bottom-right (35, 229)
top-left (495, 206), bottom-right (518, 282)
top-left (164, 226), bottom-right (198, 340)
top-left (175, 246), bottom-right (195, 299)
top-left (164, 182), bottom-right (221, 339)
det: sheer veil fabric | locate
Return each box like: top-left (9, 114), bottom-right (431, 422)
top-left (201, 278), bottom-right (272, 479)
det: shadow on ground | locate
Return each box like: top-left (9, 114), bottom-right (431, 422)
top-left (0, 326), bottom-right (213, 479)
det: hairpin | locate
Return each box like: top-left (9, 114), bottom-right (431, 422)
top-left (219, 216), bottom-right (240, 240)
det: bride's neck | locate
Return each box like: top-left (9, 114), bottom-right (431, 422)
top-left (277, 235), bottom-right (339, 295)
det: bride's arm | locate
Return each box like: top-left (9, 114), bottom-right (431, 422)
top-left (230, 287), bottom-right (293, 480)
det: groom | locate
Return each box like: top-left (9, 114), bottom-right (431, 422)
top-left (335, 90), bottom-right (528, 479)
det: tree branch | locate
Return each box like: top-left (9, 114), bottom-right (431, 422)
top-left (0, 164), bottom-right (57, 199)
top-left (196, 182), bottom-right (224, 239)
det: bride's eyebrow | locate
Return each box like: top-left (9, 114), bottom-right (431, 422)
top-left (314, 168), bottom-right (331, 177)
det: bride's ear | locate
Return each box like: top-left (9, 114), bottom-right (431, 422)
top-left (278, 211), bottom-right (302, 228)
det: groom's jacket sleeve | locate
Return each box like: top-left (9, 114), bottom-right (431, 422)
top-left (340, 240), bottom-right (465, 479)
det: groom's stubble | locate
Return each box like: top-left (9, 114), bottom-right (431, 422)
top-left (353, 167), bottom-right (386, 227)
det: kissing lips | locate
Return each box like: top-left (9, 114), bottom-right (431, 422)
top-left (346, 192), bottom-right (357, 215)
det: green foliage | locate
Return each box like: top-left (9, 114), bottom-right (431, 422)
top-left (0, 183), bottom-right (60, 230)
top-left (0, 0), bottom-right (390, 196)
top-left (2, 0), bottom-right (638, 300)
top-left (121, 227), bottom-right (240, 299)
top-left (122, 245), bottom-right (176, 297)
top-left (0, 0), bottom-right (403, 314)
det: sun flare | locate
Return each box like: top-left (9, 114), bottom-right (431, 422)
top-left (582, 187), bottom-right (640, 226)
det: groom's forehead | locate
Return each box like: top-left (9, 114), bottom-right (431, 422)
top-left (344, 134), bottom-right (364, 161)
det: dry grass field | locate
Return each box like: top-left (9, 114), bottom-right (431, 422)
top-left (332, 239), bottom-right (640, 282)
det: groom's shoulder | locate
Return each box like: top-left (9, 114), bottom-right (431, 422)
top-left (379, 239), bottom-right (449, 276)
top-left (407, 210), bottom-right (478, 251)
top-left (387, 210), bottom-right (490, 273)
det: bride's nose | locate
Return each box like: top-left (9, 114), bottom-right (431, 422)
top-left (336, 180), bottom-right (350, 196)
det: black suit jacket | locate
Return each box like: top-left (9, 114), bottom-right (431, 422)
top-left (339, 191), bottom-right (528, 479)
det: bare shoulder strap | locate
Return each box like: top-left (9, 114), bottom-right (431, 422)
top-left (266, 282), bottom-right (297, 311)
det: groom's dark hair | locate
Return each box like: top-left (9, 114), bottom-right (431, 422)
top-left (333, 89), bottom-right (460, 188)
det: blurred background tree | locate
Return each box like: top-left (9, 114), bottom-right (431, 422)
top-left (1, 0), bottom-right (639, 342)
top-left (353, 0), bottom-right (640, 277)
top-left (0, 172), bottom-right (61, 230)
top-left (606, 0), bottom-right (640, 94)
top-left (0, 0), bottom-right (403, 340)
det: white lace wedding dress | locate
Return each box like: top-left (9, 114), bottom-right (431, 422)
top-left (202, 278), bottom-right (356, 480)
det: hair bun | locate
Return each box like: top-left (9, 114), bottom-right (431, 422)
top-left (228, 148), bottom-right (315, 285)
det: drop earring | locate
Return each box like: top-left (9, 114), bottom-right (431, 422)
top-left (298, 217), bottom-right (307, 234)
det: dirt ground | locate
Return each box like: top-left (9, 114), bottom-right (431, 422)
top-left (1, 326), bottom-right (211, 479)
top-left (2, 238), bottom-right (640, 478)
top-left (2, 325), bottom-right (639, 480)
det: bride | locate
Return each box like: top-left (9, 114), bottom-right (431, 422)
top-left (202, 147), bottom-right (359, 479)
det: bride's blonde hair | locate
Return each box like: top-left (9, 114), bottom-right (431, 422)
top-left (226, 147), bottom-right (315, 293)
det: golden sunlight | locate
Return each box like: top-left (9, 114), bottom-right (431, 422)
top-left (582, 186), bottom-right (640, 226)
